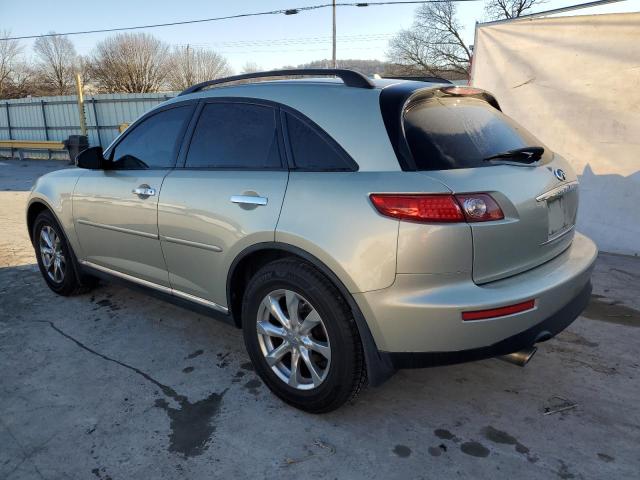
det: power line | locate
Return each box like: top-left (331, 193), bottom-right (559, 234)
top-left (217, 46), bottom-right (388, 54)
top-left (175, 33), bottom-right (395, 49)
top-left (1, 1), bottom-right (481, 41)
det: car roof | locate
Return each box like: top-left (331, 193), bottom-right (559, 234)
top-left (173, 76), bottom-right (446, 99)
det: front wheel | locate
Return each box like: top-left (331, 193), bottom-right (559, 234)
top-left (242, 258), bottom-right (366, 413)
top-left (33, 210), bottom-right (96, 296)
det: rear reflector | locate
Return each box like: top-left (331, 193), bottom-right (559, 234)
top-left (462, 299), bottom-right (536, 321)
top-left (370, 194), bottom-right (464, 223)
top-left (369, 193), bottom-right (504, 223)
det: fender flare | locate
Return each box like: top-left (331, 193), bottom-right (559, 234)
top-left (26, 197), bottom-right (60, 244)
top-left (26, 198), bottom-right (89, 287)
top-left (227, 242), bottom-right (395, 386)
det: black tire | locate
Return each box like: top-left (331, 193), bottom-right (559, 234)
top-left (242, 258), bottom-right (366, 413)
top-left (32, 210), bottom-right (97, 296)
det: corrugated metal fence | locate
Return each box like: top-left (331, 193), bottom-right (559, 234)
top-left (0, 92), bottom-right (178, 159)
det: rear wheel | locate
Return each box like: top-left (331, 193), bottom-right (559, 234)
top-left (242, 258), bottom-right (366, 413)
top-left (33, 210), bottom-right (96, 296)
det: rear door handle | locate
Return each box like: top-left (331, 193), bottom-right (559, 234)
top-left (132, 185), bottom-right (156, 197)
top-left (230, 195), bottom-right (268, 206)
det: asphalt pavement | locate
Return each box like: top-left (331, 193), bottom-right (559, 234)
top-left (1, 159), bottom-right (639, 479)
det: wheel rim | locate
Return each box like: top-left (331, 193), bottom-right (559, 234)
top-left (256, 289), bottom-right (331, 391)
top-left (39, 225), bottom-right (66, 284)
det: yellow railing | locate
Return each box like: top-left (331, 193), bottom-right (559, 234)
top-left (0, 140), bottom-right (66, 151)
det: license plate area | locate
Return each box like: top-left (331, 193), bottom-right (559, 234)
top-left (546, 190), bottom-right (577, 241)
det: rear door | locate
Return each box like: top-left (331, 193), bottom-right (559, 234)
top-left (402, 94), bottom-right (578, 284)
top-left (73, 103), bottom-right (194, 286)
top-left (158, 100), bottom-right (289, 309)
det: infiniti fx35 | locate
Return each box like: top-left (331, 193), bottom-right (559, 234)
top-left (27, 69), bottom-right (597, 412)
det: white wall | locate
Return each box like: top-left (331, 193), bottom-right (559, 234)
top-left (472, 12), bottom-right (640, 256)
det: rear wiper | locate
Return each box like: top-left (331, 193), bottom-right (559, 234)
top-left (483, 146), bottom-right (544, 164)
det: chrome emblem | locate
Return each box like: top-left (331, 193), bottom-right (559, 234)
top-left (536, 181), bottom-right (578, 202)
top-left (553, 168), bottom-right (566, 181)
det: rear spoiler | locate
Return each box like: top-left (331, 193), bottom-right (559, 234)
top-left (380, 75), bottom-right (453, 85)
top-left (408, 85), bottom-right (502, 112)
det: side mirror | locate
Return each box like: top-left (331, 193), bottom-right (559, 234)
top-left (76, 146), bottom-right (105, 169)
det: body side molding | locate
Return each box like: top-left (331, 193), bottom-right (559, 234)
top-left (161, 235), bottom-right (223, 252)
top-left (77, 219), bottom-right (159, 240)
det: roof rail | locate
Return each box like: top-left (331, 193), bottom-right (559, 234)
top-left (382, 75), bottom-right (453, 84)
top-left (178, 68), bottom-right (376, 96)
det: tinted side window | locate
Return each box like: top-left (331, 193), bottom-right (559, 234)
top-left (403, 97), bottom-right (551, 171)
top-left (284, 112), bottom-right (355, 171)
top-left (111, 106), bottom-right (191, 170)
top-left (185, 103), bottom-right (281, 169)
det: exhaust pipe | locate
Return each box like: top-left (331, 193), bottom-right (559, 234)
top-left (499, 346), bottom-right (537, 367)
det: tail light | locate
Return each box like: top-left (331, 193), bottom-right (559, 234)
top-left (370, 193), bottom-right (504, 223)
top-left (369, 194), bottom-right (464, 223)
top-left (455, 194), bottom-right (504, 222)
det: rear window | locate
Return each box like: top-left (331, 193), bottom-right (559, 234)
top-left (403, 97), bottom-right (551, 171)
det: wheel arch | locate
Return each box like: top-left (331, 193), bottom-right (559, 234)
top-left (26, 199), bottom-right (58, 245)
top-left (227, 242), bottom-right (395, 386)
top-left (26, 198), bottom-right (91, 287)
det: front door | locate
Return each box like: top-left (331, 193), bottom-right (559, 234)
top-left (73, 103), bottom-right (194, 287)
top-left (159, 101), bottom-right (289, 308)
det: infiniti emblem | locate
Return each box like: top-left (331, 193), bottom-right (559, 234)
top-left (553, 168), bottom-right (566, 181)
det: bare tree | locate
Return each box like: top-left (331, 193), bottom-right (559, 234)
top-left (485, 0), bottom-right (544, 20)
top-left (240, 62), bottom-right (262, 74)
top-left (387, 1), bottom-right (472, 79)
top-left (33, 34), bottom-right (78, 95)
top-left (14, 62), bottom-right (36, 94)
top-left (89, 33), bottom-right (170, 93)
top-left (166, 46), bottom-right (232, 90)
top-left (77, 55), bottom-right (93, 87)
top-left (0, 30), bottom-right (23, 98)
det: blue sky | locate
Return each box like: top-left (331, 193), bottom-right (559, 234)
top-left (1, 0), bottom-right (636, 71)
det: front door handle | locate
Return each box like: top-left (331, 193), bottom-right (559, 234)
top-left (132, 185), bottom-right (156, 197)
top-left (230, 195), bottom-right (268, 206)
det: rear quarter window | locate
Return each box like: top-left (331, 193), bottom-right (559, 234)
top-left (403, 97), bottom-right (551, 170)
top-left (284, 112), bottom-right (356, 171)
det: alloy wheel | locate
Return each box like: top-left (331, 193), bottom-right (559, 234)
top-left (256, 289), bottom-right (331, 390)
top-left (39, 225), bottom-right (65, 283)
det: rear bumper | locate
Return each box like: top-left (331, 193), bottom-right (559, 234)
top-left (386, 280), bottom-right (591, 369)
top-left (354, 232), bottom-right (597, 356)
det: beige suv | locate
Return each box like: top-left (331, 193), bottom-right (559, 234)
top-left (27, 69), bottom-right (597, 412)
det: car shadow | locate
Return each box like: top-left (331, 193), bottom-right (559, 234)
top-left (577, 164), bottom-right (640, 256)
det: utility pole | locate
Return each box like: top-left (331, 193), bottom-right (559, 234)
top-left (332, 0), bottom-right (337, 68)
top-left (75, 73), bottom-right (87, 137)
top-left (186, 44), bottom-right (191, 85)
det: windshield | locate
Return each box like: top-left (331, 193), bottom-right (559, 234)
top-left (403, 97), bottom-right (552, 170)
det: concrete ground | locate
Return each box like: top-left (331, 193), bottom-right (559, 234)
top-left (1, 159), bottom-right (639, 480)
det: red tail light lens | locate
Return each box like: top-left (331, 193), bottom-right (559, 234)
top-left (370, 193), bottom-right (504, 223)
top-left (370, 194), bottom-right (464, 223)
top-left (462, 299), bottom-right (536, 321)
